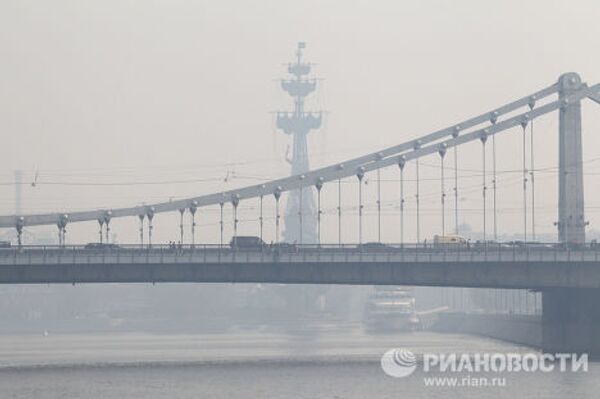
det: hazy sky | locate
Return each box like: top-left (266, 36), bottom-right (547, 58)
top-left (2, 0), bottom-right (600, 244)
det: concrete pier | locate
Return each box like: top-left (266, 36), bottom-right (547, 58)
top-left (433, 313), bottom-right (542, 349)
top-left (542, 288), bottom-right (600, 357)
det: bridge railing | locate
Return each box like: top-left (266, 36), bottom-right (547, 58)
top-left (0, 242), bottom-right (599, 265)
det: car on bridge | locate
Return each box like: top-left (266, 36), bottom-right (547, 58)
top-left (507, 241), bottom-right (553, 249)
top-left (229, 236), bottom-right (266, 250)
top-left (357, 242), bottom-right (389, 252)
top-left (84, 243), bottom-right (121, 251)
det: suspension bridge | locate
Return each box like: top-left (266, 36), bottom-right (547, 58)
top-left (2, 72), bottom-right (600, 355)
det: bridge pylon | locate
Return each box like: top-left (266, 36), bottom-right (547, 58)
top-left (558, 72), bottom-right (585, 244)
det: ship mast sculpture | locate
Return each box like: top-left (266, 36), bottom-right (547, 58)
top-left (276, 42), bottom-right (322, 244)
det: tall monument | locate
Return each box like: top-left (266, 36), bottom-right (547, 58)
top-left (276, 42), bottom-right (322, 244)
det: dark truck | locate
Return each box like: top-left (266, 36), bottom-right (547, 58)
top-left (229, 236), bottom-right (266, 250)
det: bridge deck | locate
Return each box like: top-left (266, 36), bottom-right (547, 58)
top-left (1, 245), bottom-right (599, 288)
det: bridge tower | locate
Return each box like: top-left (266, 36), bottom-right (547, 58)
top-left (541, 73), bottom-right (597, 356)
top-left (276, 42), bottom-right (322, 244)
top-left (557, 72), bottom-right (586, 244)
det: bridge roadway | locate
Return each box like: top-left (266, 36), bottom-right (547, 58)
top-left (1, 243), bottom-right (600, 289)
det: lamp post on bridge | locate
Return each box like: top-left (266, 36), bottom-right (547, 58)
top-left (179, 208), bottom-right (185, 245)
top-left (520, 116), bottom-right (529, 243)
top-left (315, 178), bottom-right (324, 246)
top-left (219, 202), bottom-right (224, 247)
top-left (97, 218), bottom-right (104, 244)
top-left (452, 126), bottom-right (460, 236)
top-left (337, 164), bottom-right (344, 247)
top-left (375, 152), bottom-right (383, 243)
top-left (480, 130), bottom-right (489, 244)
top-left (259, 192), bottom-right (264, 243)
top-left (138, 213), bottom-right (145, 247)
top-left (414, 140), bottom-right (422, 243)
top-left (146, 207), bottom-right (155, 248)
top-left (57, 214), bottom-right (68, 247)
top-left (298, 175), bottom-right (305, 244)
top-left (274, 187), bottom-right (282, 243)
top-left (438, 143), bottom-right (447, 237)
top-left (190, 200), bottom-right (198, 247)
top-left (232, 194), bottom-right (240, 238)
top-left (398, 156), bottom-right (406, 246)
top-left (528, 96), bottom-right (537, 241)
top-left (490, 112), bottom-right (499, 241)
top-left (16, 217), bottom-right (24, 248)
top-left (356, 167), bottom-right (365, 245)
top-left (104, 211), bottom-right (112, 244)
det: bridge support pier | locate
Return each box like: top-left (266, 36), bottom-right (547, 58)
top-left (542, 288), bottom-right (600, 357)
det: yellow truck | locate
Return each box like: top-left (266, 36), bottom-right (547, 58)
top-left (432, 235), bottom-right (468, 248)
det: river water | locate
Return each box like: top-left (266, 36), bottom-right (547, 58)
top-left (0, 330), bottom-right (596, 398)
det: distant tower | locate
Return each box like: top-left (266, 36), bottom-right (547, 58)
top-left (276, 42), bottom-right (322, 243)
